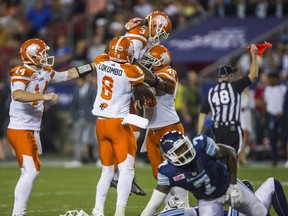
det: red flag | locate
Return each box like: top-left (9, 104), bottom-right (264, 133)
top-left (247, 42), bottom-right (272, 56)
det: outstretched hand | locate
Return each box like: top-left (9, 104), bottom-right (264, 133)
top-left (247, 42), bottom-right (272, 57)
top-left (125, 17), bottom-right (143, 31)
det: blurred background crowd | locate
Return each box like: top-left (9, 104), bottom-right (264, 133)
top-left (0, 0), bottom-right (288, 168)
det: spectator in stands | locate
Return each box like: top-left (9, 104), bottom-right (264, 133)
top-left (71, 38), bottom-right (88, 67)
top-left (0, 78), bottom-right (11, 161)
top-left (87, 34), bottom-right (106, 63)
top-left (262, 47), bottom-right (280, 75)
top-left (237, 50), bottom-right (263, 76)
top-left (239, 87), bottom-right (255, 166)
top-left (254, 72), bottom-right (268, 160)
top-left (132, 0), bottom-right (154, 18)
top-left (283, 86), bottom-right (288, 168)
top-left (280, 44), bottom-right (288, 80)
top-left (181, 70), bottom-right (201, 138)
top-left (49, 0), bottom-right (69, 23)
top-left (268, 0), bottom-right (285, 18)
top-left (208, 0), bottom-right (226, 18)
top-left (26, 0), bottom-right (52, 37)
top-left (53, 34), bottom-right (73, 70)
top-left (264, 72), bottom-right (287, 166)
top-left (65, 77), bottom-right (98, 167)
top-left (255, 0), bottom-right (269, 19)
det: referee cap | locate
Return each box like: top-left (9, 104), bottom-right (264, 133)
top-left (217, 65), bottom-right (237, 78)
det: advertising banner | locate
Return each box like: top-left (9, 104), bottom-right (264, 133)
top-left (163, 17), bottom-right (287, 63)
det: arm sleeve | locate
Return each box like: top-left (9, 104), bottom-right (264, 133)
top-left (205, 136), bottom-right (217, 157)
top-left (51, 71), bottom-right (68, 83)
top-left (11, 81), bottom-right (26, 92)
top-left (140, 189), bottom-right (167, 216)
top-left (232, 76), bottom-right (251, 93)
top-left (131, 39), bottom-right (144, 60)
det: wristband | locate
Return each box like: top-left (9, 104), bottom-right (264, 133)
top-left (76, 63), bottom-right (93, 77)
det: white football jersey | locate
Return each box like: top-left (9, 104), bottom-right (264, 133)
top-left (125, 25), bottom-right (150, 60)
top-left (8, 64), bottom-right (67, 131)
top-left (144, 67), bottom-right (180, 129)
top-left (92, 54), bottom-right (144, 118)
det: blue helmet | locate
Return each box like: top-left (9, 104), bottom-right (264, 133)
top-left (160, 131), bottom-right (196, 166)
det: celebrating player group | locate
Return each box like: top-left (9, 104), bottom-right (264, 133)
top-left (6, 9), bottom-right (288, 216)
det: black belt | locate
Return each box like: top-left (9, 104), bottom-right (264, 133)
top-left (213, 121), bottom-right (239, 128)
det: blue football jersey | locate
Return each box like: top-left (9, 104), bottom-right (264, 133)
top-left (158, 134), bottom-right (230, 200)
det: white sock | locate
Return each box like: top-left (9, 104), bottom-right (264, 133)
top-left (114, 205), bottom-right (125, 216)
top-left (95, 165), bottom-right (114, 209)
top-left (116, 155), bottom-right (134, 208)
top-left (12, 167), bottom-right (39, 215)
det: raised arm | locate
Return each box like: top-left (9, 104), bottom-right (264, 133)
top-left (248, 44), bottom-right (259, 82)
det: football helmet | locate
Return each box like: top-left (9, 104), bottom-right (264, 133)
top-left (140, 44), bottom-right (171, 71)
top-left (108, 36), bottom-right (135, 63)
top-left (146, 11), bottom-right (172, 44)
top-left (20, 38), bottom-right (54, 67)
top-left (160, 131), bottom-right (196, 166)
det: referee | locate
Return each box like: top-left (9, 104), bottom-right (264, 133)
top-left (197, 44), bottom-right (259, 154)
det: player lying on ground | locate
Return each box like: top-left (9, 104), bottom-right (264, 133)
top-left (140, 131), bottom-right (288, 216)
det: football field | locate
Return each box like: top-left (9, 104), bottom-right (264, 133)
top-left (1, 159), bottom-right (287, 216)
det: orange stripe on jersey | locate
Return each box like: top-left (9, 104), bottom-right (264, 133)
top-left (50, 71), bottom-right (55, 79)
top-left (155, 67), bottom-right (178, 87)
top-left (121, 64), bottom-right (144, 86)
top-left (11, 79), bottom-right (30, 86)
top-left (43, 66), bottom-right (53, 72)
top-left (126, 26), bottom-right (148, 46)
top-left (10, 65), bottom-right (34, 78)
top-left (94, 54), bottom-right (110, 65)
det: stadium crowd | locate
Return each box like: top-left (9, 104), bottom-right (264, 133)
top-left (0, 0), bottom-right (288, 169)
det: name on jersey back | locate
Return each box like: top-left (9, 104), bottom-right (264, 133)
top-left (98, 63), bottom-right (123, 76)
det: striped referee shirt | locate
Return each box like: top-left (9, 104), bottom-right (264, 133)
top-left (200, 76), bottom-right (251, 123)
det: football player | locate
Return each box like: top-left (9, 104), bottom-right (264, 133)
top-left (109, 10), bottom-right (173, 196)
top-left (153, 178), bottom-right (288, 216)
top-left (8, 38), bottom-right (95, 216)
top-left (139, 44), bottom-right (189, 207)
top-left (91, 36), bottom-right (156, 216)
top-left (140, 131), bottom-right (288, 216)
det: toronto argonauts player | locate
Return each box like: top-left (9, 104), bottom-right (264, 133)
top-left (140, 131), bottom-right (288, 216)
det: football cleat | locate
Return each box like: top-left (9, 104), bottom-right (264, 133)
top-left (131, 178), bottom-right (146, 196)
top-left (110, 179), bottom-right (118, 189)
top-left (92, 207), bottom-right (104, 216)
top-left (60, 210), bottom-right (90, 216)
top-left (14, 212), bottom-right (27, 216)
top-left (110, 178), bottom-right (146, 196)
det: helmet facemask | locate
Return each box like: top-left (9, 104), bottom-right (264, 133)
top-left (140, 44), bottom-right (171, 71)
top-left (161, 133), bottom-right (196, 166)
top-left (148, 14), bottom-right (171, 44)
top-left (140, 52), bottom-right (162, 70)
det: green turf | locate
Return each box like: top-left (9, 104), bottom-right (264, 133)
top-left (0, 163), bottom-right (287, 216)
